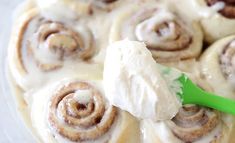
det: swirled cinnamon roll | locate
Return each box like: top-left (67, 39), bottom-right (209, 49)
top-left (169, 0), bottom-right (235, 43)
top-left (200, 35), bottom-right (235, 99)
top-left (167, 105), bottom-right (220, 142)
top-left (8, 9), bottom-right (96, 90)
top-left (31, 79), bottom-right (140, 143)
top-left (109, 4), bottom-right (203, 63)
top-left (141, 81), bottom-right (235, 143)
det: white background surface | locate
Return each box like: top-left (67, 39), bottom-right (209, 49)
top-left (0, 0), bottom-right (35, 142)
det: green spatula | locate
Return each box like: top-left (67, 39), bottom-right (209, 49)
top-left (177, 74), bottom-right (235, 115)
top-left (158, 64), bottom-right (235, 115)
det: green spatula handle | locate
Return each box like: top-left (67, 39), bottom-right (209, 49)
top-left (179, 75), bottom-right (235, 115)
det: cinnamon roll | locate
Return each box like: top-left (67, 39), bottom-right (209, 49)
top-left (8, 9), bottom-right (95, 90)
top-left (200, 35), bottom-right (235, 99)
top-left (167, 105), bottom-right (220, 142)
top-left (169, 0), bottom-right (235, 43)
top-left (141, 106), bottom-right (234, 143)
top-left (31, 79), bottom-right (140, 143)
top-left (141, 80), bottom-right (235, 143)
top-left (109, 4), bottom-right (203, 63)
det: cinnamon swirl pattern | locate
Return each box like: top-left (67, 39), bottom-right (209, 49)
top-left (167, 105), bottom-right (220, 142)
top-left (109, 4), bottom-right (203, 62)
top-left (200, 35), bottom-right (235, 99)
top-left (31, 79), bottom-right (140, 143)
top-left (8, 9), bottom-right (95, 90)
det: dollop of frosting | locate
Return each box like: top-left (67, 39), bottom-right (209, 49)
top-left (103, 40), bottom-right (182, 121)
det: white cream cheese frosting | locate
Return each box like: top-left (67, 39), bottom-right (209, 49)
top-left (103, 40), bottom-right (182, 121)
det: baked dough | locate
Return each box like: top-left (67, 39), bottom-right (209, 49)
top-left (200, 35), bottom-right (235, 99)
top-left (109, 3), bottom-right (203, 62)
top-left (31, 79), bottom-right (140, 143)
